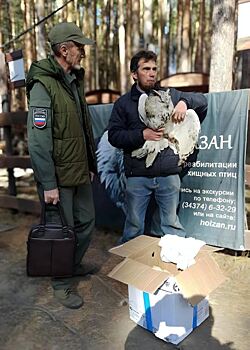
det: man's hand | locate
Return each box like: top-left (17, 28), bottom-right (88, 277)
top-left (90, 172), bottom-right (95, 182)
top-left (172, 100), bottom-right (187, 123)
top-left (44, 188), bottom-right (59, 205)
top-left (143, 127), bottom-right (165, 141)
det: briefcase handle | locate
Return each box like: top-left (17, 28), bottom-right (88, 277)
top-left (40, 202), bottom-right (68, 227)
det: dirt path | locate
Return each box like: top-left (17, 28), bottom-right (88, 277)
top-left (0, 208), bottom-right (249, 350)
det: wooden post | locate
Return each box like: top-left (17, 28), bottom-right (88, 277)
top-left (0, 51), bottom-right (7, 138)
top-left (2, 93), bottom-right (16, 196)
top-left (0, 51), bottom-right (16, 195)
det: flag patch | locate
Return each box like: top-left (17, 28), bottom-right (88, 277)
top-left (33, 108), bottom-right (48, 128)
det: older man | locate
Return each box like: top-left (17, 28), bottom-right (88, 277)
top-left (26, 22), bottom-right (96, 309)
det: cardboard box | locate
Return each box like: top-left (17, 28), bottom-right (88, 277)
top-left (108, 235), bottom-right (225, 345)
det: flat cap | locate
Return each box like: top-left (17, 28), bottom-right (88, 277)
top-left (48, 22), bottom-right (94, 46)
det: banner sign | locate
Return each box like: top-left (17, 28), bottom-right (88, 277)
top-left (89, 90), bottom-right (249, 249)
top-left (179, 90), bottom-right (249, 250)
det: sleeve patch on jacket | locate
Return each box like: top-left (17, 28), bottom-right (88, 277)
top-left (32, 108), bottom-right (48, 128)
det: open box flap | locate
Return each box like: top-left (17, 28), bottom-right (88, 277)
top-left (110, 236), bottom-right (222, 259)
top-left (108, 257), bottom-right (171, 294)
top-left (198, 244), bottom-right (223, 253)
top-left (108, 236), bottom-right (225, 304)
top-left (175, 253), bottom-right (226, 306)
top-left (109, 235), bottom-right (158, 258)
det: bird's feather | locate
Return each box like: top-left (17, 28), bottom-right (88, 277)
top-left (96, 131), bottom-right (126, 212)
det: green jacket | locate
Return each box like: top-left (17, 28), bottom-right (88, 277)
top-left (26, 56), bottom-right (96, 190)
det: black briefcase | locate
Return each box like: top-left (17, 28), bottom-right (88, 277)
top-left (27, 203), bottom-right (77, 277)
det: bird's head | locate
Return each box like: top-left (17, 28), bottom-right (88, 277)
top-left (144, 89), bottom-right (174, 125)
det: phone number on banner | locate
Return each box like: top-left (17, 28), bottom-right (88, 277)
top-left (182, 202), bottom-right (236, 213)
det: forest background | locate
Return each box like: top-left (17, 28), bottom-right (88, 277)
top-left (0, 0), bottom-right (250, 111)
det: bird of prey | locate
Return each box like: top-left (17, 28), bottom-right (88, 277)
top-left (132, 89), bottom-right (201, 167)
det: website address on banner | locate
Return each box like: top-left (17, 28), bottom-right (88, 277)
top-left (199, 219), bottom-right (236, 231)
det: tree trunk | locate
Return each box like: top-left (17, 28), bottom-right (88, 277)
top-left (105, 0), bottom-right (111, 89)
top-left (203, 0), bottom-right (213, 73)
top-left (82, 0), bottom-right (93, 92)
top-left (209, 0), bottom-right (236, 92)
top-left (0, 51), bottom-right (8, 111)
top-left (131, 0), bottom-right (140, 54)
top-left (3, 0), bottom-right (13, 50)
top-left (24, 0), bottom-right (34, 70)
top-left (167, 1), bottom-right (173, 78)
top-left (180, 0), bottom-right (191, 72)
top-left (118, 0), bottom-right (126, 93)
top-left (112, 1), bottom-right (120, 90)
top-left (158, 0), bottom-right (168, 79)
top-left (241, 50), bottom-right (250, 89)
top-left (67, 0), bottom-right (75, 22)
top-left (125, 1), bottom-right (132, 90)
top-left (35, 0), bottom-right (46, 61)
top-left (195, 0), bottom-right (205, 72)
top-left (93, 0), bottom-right (98, 90)
top-left (0, 0), bottom-right (4, 48)
top-left (176, 0), bottom-right (183, 71)
top-left (168, 0), bottom-right (175, 75)
top-left (143, 0), bottom-right (153, 49)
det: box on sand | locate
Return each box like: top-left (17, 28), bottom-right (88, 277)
top-left (108, 235), bottom-right (225, 345)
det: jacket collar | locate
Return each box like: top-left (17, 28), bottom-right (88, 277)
top-left (131, 83), bottom-right (143, 101)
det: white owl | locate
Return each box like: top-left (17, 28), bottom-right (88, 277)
top-left (132, 89), bottom-right (201, 167)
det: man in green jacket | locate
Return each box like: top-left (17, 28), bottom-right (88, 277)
top-left (26, 22), bottom-right (96, 309)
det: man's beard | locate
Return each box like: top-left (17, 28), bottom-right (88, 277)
top-left (136, 81), bottom-right (155, 92)
top-left (140, 83), bottom-right (157, 93)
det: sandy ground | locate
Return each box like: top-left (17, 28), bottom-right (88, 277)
top-left (0, 207), bottom-right (249, 350)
